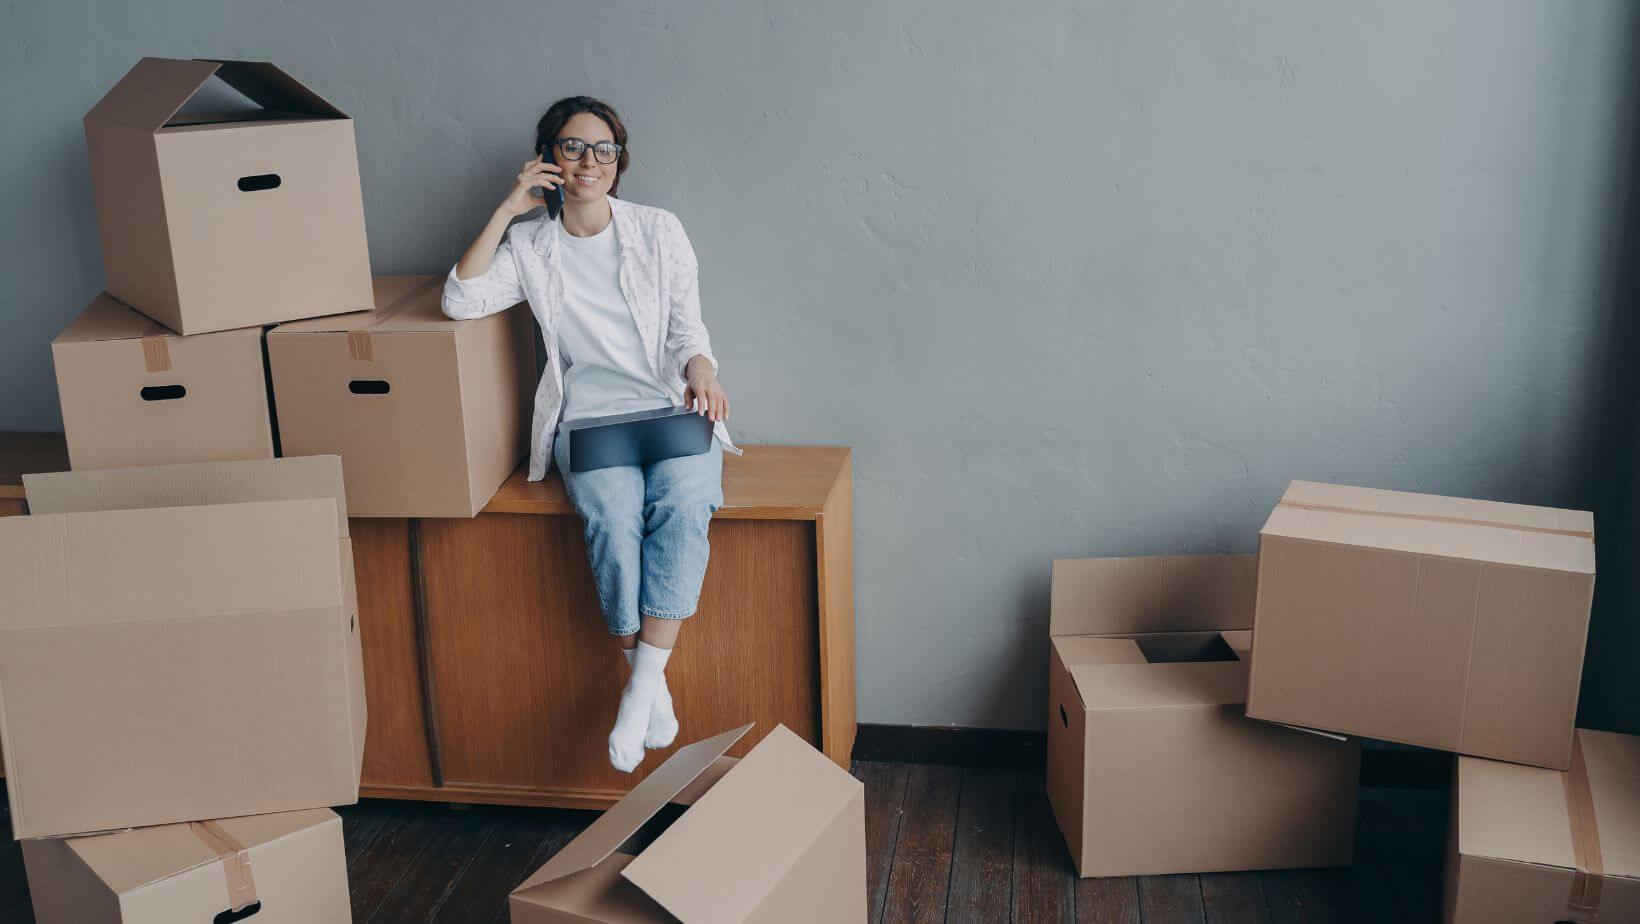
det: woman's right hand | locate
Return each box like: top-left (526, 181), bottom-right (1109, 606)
top-left (498, 154), bottom-right (563, 218)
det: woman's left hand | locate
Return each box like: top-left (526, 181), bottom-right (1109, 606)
top-left (684, 357), bottom-right (730, 422)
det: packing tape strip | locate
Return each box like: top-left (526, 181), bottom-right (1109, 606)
top-left (347, 274), bottom-right (445, 362)
top-left (189, 820), bottom-right (259, 913)
top-left (1562, 731), bottom-right (1604, 914)
top-left (1274, 500), bottom-right (1593, 539)
top-left (140, 323), bottom-right (173, 374)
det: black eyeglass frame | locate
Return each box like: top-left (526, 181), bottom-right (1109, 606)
top-left (550, 137), bottom-right (623, 164)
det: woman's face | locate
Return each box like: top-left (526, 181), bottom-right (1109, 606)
top-left (552, 112), bottom-right (618, 203)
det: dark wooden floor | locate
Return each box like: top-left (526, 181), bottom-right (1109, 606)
top-left (0, 766), bottom-right (1449, 923)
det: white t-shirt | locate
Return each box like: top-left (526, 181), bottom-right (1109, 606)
top-left (555, 218), bottom-right (674, 424)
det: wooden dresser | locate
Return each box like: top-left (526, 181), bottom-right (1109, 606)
top-left (0, 434), bottom-right (855, 809)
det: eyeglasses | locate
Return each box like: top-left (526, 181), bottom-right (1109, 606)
top-left (551, 137), bottom-right (622, 165)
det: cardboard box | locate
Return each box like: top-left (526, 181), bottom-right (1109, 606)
top-left (267, 274), bottom-right (535, 517)
top-left (23, 808), bottom-right (349, 924)
top-left (52, 293), bottom-right (275, 470)
top-left (1444, 729), bottom-right (1639, 923)
top-left (510, 723), bottom-right (865, 922)
top-left (1046, 554), bottom-right (1360, 877)
top-left (84, 57), bottom-right (372, 335)
top-left (3, 457), bottom-right (365, 838)
top-left (1246, 480), bottom-right (1597, 769)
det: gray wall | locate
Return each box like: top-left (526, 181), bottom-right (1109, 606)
top-left (4, 1), bottom-right (1636, 731)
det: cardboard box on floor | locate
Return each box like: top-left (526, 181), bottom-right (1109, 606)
top-left (23, 808), bottom-right (348, 924)
top-left (510, 723), bottom-right (864, 923)
top-left (4, 456), bottom-right (365, 838)
top-left (1445, 729), bottom-right (1639, 923)
top-left (267, 274), bottom-right (535, 517)
top-left (52, 293), bottom-right (275, 470)
top-left (84, 56), bottom-right (372, 335)
top-left (1046, 553), bottom-right (1360, 878)
top-left (1247, 480), bottom-right (1597, 770)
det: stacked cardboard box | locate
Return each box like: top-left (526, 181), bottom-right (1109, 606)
top-left (1234, 479), bottom-right (1607, 921)
top-left (1247, 480), bottom-right (1596, 770)
top-left (1046, 479), bottom-right (1606, 900)
top-left (4, 457), bottom-right (367, 922)
top-left (267, 274), bottom-right (536, 517)
top-left (62, 57), bottom-right (537, 516)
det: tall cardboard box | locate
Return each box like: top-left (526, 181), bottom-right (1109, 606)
top-left (1444, 729), bottom-right (1639, 923)
top-left (267, 274), bottom-right (535, 517)
top-left (23, 809), bottom-right (350, 924)
top-left (1046, 554), bottom-right (1360, 877)
top-left (1247, 480), bottom-right (1596, 770)
top-left (2, 457), bottom-right (366, 838)
top-left (510, 723), bottom-right (865, 922)
top-left (84, 57), bottom-right (372, 335)
top-left (52, 293), bottom-right (275, 470)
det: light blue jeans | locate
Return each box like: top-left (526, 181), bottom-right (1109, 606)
top-left (553, 431), bottom-right (725, 636)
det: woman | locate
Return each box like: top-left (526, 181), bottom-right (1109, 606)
top-left (443, 96), bottom-right (739, 773)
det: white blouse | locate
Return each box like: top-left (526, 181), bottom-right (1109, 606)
top-left (443, 196), bottom-right (740, 481)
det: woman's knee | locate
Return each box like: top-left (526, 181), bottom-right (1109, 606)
top-left (643, 491), bottom-right (715, 536)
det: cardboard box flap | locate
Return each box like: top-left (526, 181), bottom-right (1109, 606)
top-left (195, 59), bottom-right (347, 120)
top-left (52, 294), bottom-right (173, 344)
top-left (1069, 661), bottom-right (1250, 710)
top-left (85, 57), bottom-right (346, 135)
top-left (272, 275), bottom-right (454, 334)
top-left (25, 456), bottom-right (350, 538)
top-left (68, 809), bottom-right (336, 895)
top-left (84, 56), bottom-right (222, 133)
top-left (1459, 730), bottom-right (1640, 879)
top-left (513, 723), bottom-right (753, 896)
top-left (1050, 554), bottom-right (1256, 636)
top-left (1053, 636), bottom-right (1149, 669)
top-left (0, 499), bottom-right (342, 630)
top-left (623, 724), bottom-right (863, 922)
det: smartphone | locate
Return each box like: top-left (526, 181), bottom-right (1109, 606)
top-left (535, 142), bottom-right (564, 219)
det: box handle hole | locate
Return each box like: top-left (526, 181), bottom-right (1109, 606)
top-left (349, 380), bottom-right (391, 395)
top-left (236, 174), bottom-right (281, 192)
top-left (1059, 704), bottom-right (1068, 728)
top-left (214, 901), bottom-right (263, 923)
top-left (139, 385), bottom-right (186, 401)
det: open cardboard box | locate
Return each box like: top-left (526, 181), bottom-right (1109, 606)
top-left (52, 293), bottom-right (275, 471)
top-left (1444, 729), bottom-right (1639, 923)
top-left (23, 808), bottom-right (348, 924)
top-left (267, 275), bottom-right (535, 517)
top-left (1247, 480), bottom-right (1597, 770)
top-left (1047, 554), bottom-right (1360, 877)
top-left (84, 57), bottom-right (372, 335)
top-left (4, 457), bottom-right (366, 838)
top-left (510, 723), bottom-right (864, 922)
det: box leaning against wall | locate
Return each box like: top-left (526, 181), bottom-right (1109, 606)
top-left (84, 56), bottom-right (373, 335)
top-left (1247, 480), bottom-right (1596, 770)
top-left (1046, 553), bottom-right (1360, 878)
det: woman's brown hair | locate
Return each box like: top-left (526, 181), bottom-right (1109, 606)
top-left (535, 96), bottom-right (631, 196)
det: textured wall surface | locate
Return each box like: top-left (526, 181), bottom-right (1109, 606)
top-left (3, 1), bottom-right (1635, 729)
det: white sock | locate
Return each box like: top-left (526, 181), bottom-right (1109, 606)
top-left (610, 642), bottom-right (671, 772)
top-left (625, 646), bottom-right (678, 749)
